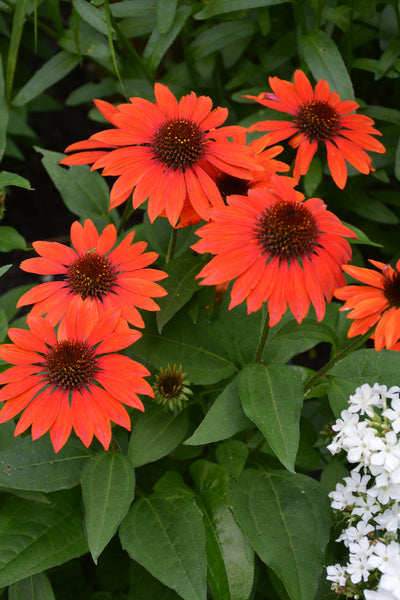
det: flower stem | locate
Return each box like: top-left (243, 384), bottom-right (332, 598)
top-left (165, 227), bottom-right (178, 264)
top-left (254, 309), bottom-right (270, 363)
top-left (304, 325), bottom-right (376, 395)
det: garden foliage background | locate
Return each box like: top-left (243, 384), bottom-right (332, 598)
top-left (0, 0), bottom-right (400, 599)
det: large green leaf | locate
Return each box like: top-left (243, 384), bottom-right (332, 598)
top-left (300, 29), bottom-right (355, 100)
top-left (12, 52), bottom-right (80, 106)
top-left (184, 378), bottom-right (251, 446)
top-left (228, 469), bottom-right (332, 600)
top-left (191, 460), bottom-right (254, 600)
top-left (238, 363), bottom-right (303, 472)
top-left (157, 0), bottom-right (178, 34)
top-left (194, 0), bottom-right (287, 19)
top-left (36, 147), bottom-right (118, 223)
top-left (128, 405), bottom-right (191, 467)
top-left (0, 436), bottom-right (93, 492)
top-left (190, 21), bottom-right (257, 59)
top-left (129, 312), bottom-right (237, 385)
top-left (0, 488), bottom-right (88, 587)
top-left (156, 256), bottom-right (204, 332)
top-left (328, 348), bottom-right (400, 416)
top-left (120, 480), bottom-right (207, 600)
top-left (81, 451), bottom-right (135, 564)
top-left (8, 572), bottom-right (55, 600)
top-left (0, 226), bottom-right (26, 252)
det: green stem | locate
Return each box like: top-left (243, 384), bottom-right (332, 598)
top-left (304, 325), bottom-right (376, 395)
top-left (254, 309), bottom-right (270, 363)
top-left (117, 202), bottom-right (134, 236)
top-left (165, 227), bottom-right (178, 264)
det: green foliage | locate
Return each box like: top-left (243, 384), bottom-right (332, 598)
top-left (0, 0), bottom-right (399, 598)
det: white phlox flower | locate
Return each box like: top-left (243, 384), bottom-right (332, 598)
top-left (349, 383), bottom-right (382, 416)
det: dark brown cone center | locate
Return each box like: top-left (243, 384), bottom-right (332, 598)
top-left (44, 340), bottom-right (98, 390)
top-left (255, 201), bottom-right (320, 259)
top-left (66, 252), bottom-right (118, 301)
top-left (152, 118), bottom-right (205, 170)
top-left (383, 272), bottom-right (400, 308)
top-left (295, 100), bottom-right (340, 142)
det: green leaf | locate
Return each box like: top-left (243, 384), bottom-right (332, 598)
top-left (265, 318), bottom-right (338, 361)
top-left (0, 61), bottom-right (8, 164)
top-left (0, 488), bottom-right (88, 587)
top-left (342, 221), bottom-right (383, 247)
top-left (128, 405), bottom-right (190, 467)
top-left (0, 283), bottom-right (32, 322)
top-left (0, 436), bottom-right (93, 492)
top-left (238, 363), bottom-right (304, 472)
top-left (12, 51), bottom-right (80, 106)
top-left (328, 349), bottom-right (400, 416)
top-left (303, 156), bottom-right (322, 197)
top-left (6, 0), bottom-right (29, 102)
top-left (128, 561), bottom-right (181, 600)
top-left (143, 5), bottom-right (191, 73)
top-left (8, 572), bottom-right (55, 600)
top-left (73, 0), bottom-right (111, 36)
top-left (0, 226), bottom-right (26, 252)
top-left (364, 105), bottom-right (400, 126)
top-left (0, 308), bottom-right (8, 342)
top-left (0, 265), bottom-right (11, 278)
top-left (36, 147), bottom-right (117, 223)
top-left (191, 460), bottom-right (254, 600)
top-left (191, 21), bottom-right (257, 60)
top-left (320, 458), bottom-right (348, 494)
top-left (120, 485), bottom-right (207, 600)
top-left (194, 0), bottom-right (287, 19)
top-left (156, 256), bottom-right (204, 332)
top-left (81, 451), bottom-right (135, 564)
top-left (157, 0), bottom-right (177, 34)
top-left (375, 36), bottom-right (400, 80)
top-left (184, 378), bottom-right (251, 446)
top-left (0, 171), bottom-right (31, 189)
top-left (228, 469), bottom-right (332, 600)
top-left (215, 440), bottom-right (248, 480)
top-left (130, 312), bottom-right (237, 385)
top-left (299, 29), bottom-right (355, 100)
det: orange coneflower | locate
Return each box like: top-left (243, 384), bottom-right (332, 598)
top-left (192, 175), bottom-right (356, 327)
top-left (334, 259), bottom-right (400, 350)
top-left (245, 70), bottom-right (385, 189)
top-left (60, 84), bottom-right (262, 226)
top-left (17, 219), bottom-right (167, 328)
top-left (0, 299), bottom-right (153, 452)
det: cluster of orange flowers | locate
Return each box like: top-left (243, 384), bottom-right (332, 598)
top-left (0, 70), bottom-right (395, 452)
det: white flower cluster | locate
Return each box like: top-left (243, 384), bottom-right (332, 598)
top-left (326, 383), bottom-right (400, 600)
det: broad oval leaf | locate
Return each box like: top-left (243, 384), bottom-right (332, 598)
top-left (0, 488), bottom-right (88, 587)
top-left (37, 147), bottom-right (118, 224)
top-left (328, 348), bottom-right (400, 416)
top-left (128, 405), bottom-right (191, 467)
top-left (238, 363), bottom-right (303, 472)
top-left (228, 469), bottom-right (332, 600)
top-left (130, 312), bottom-right (237, 385)
top-left (156, 256), bottom-right (204, 332)
top-left (184, 378), bottom-right (251, 446)
top-left (81, 451), bottom-right (136, 564)
top-left (191, 460), bottom-right (254, 600)
top-left (300, 29), bottom-right (354, 100)
top-left (0, 436), bottom-right (93, 492)
top-left (0, 226), bottom-right (26, 252)
top-left (120, 486), bottom-right (207, 600)
top-left (8, 572), bottom-right (55, 600)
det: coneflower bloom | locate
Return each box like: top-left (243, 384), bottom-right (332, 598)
top-left (60, 84), bottom-right (263, 227)
top-left (334, 259), bottom-right (400, 350)
top-left (0, 299), bottom-right (153, 452)
top-left (245, 70), bottom-right (385, 189)
top-left (162, 133), bottom-right (291, 228)
top-left (192, 175), bottom-right (356, 327)
top-left (17, 219), bottom-right (167, 328)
